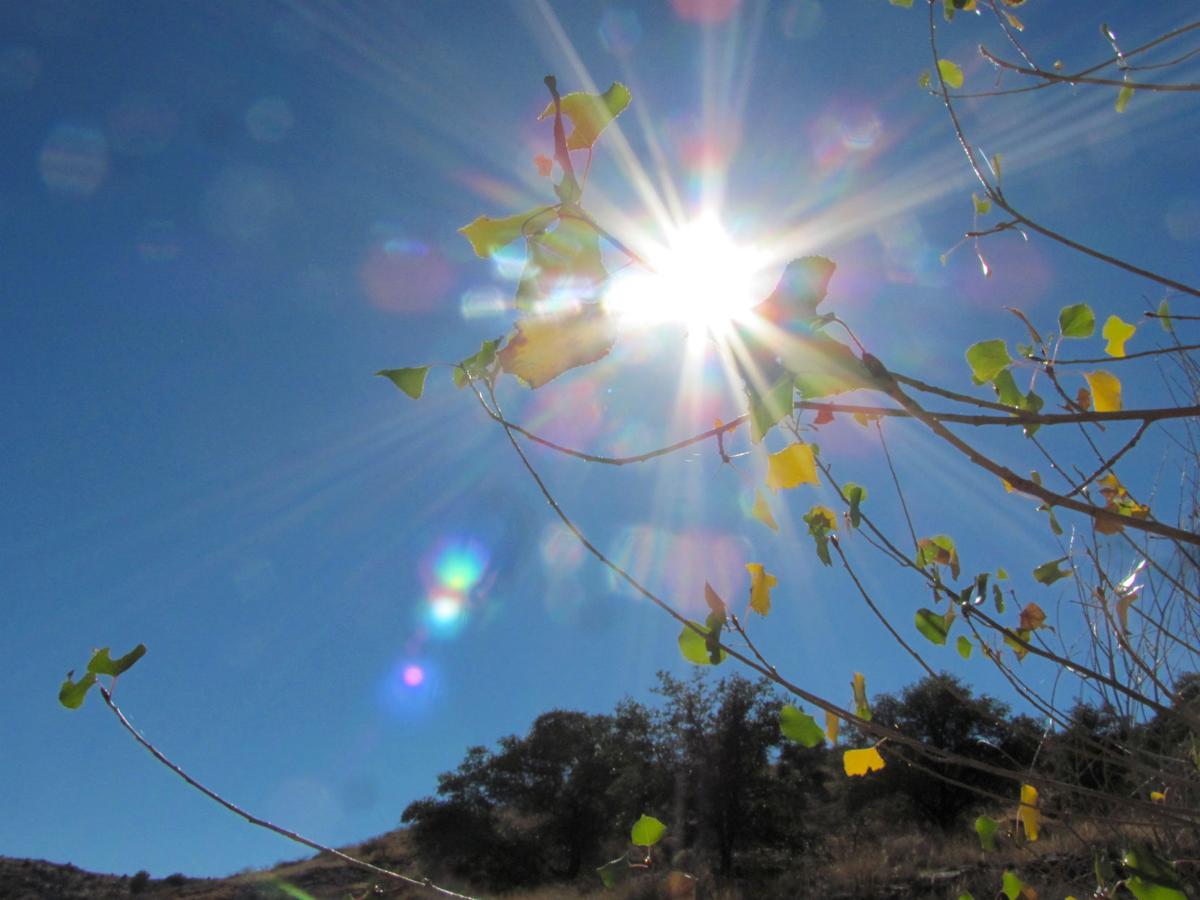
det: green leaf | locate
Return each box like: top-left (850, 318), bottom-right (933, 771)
top-left (843, 482), bottom-right (867, 527)
top-left (938, 59), bottom-right (965, 89)
top-left (917, 535), bottom-right (960, 580)
top-left (992, 368), bottom-right (1022, 408)
top-left (631, 814), bottom-right (666, 847)
top-left (918, 69), bottom-right (931, 89)
top-left (915, 608), bottom-right (950, 645)
top-left (515, 216), bottom-right (607, 313)
top-left (890, 0), bottom-right (914, 6)
top-left (966, 340), bottom-right (1011, 383)
top-left (596, 855), bottom-right (629, 889)
top-left (780, 704), bottom-right (825, 748)
top-left (1001, 870), bottom-right (1025, 900)
top-left (747, 375), bottom-right (795, 444)
top-left (459, 207), bottom-right (555, 258)
top-left (975, 815), bottom-right (998, 851)
top-left (1033, 557), bottom-right (1072, 585)
top-left (992, 583), bottom-right (1006, 614)
top-left (704, 611), bottom-right (726, 664)
top-left (1124, 846), bottom-right (1187, 900)
top-left (1059, 303), bottom-right (1095, 338)
top-left (957, 635), bottom-right (973, 659)
top-left (972, 193), bottom-right (991, 215)
top-left (852, 671), bottom-right (872, 722)
top-left (58, 671), bottom-right (98, 709)
top-left (802, 506), bottom-right (837, 566)
top-left (453, 338), bottom-right (502, 389)
top-left (958, 894), bottom-right (976, 900)
top-left (539, 82), bottom-right (631, 152)
top-left (1157, 299), bottom-right (1174, 333)
top-left (87, 644), bottom-right (146, 677)
top-left (678, 620), bottom-right (726, 666)
top-left (378, 366), bottom-right (430, 400)
top-left (1115, 83), bottom-right (1134, 113)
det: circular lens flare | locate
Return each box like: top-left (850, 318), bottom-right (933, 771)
top-left (402, 664), bottom-right (425, 687)
top-left (604, 215), bottom-right (767, 341)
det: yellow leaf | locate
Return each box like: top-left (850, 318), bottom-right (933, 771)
top-left (1102, 314), bottom-right (1136, 357)
top-left (498, 305), bottom-right (616, 388)
top-left (1001, 478), bottom-right (1015, 493)
top-left (745, 563), bottom-right (778, 616)
top-left (1083, 370), bottom-right (1122, 412)
top-left (937, 59), bottom-right (964, 90)
top-left (538, 82), bottom-right (631, 151)
top-left (750, 489), bottom-right (779, 531)
top-left (765, 443), bottom-right (819, 491)
top-left (1005, 11), bottom-right (1024, 30)
top-left (843, 746), bottom-right (886, 777)
top-left (1150, 790), bottom-right (1166, 803)
top-left (459, 207), bottom-right (555, 258)
top-left (1018, 783), bottom-right (1040, 841)
top-left (825, 711), bottom-right (840, 744)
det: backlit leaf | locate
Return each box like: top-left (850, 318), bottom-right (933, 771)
top-left (453, 338), bottom-right (502, 388)
top-left (938, 59), bottom-right (964, 89)
top-left (843, 746), bottom-right (886, 777)
top-left (972, 193), bottom-right (991, 215)
top-left (1084, 370), bottom-right (1122, 412)
top-left (539, 82), bottom-right (631, 151)
top-left (917, 535), bottom-right (961, 580)
top-left (852, 671), bottom-right (872, 721)
top-left (1018, 784), bottom-right (1040, 841)
top-left (1102, 314), bottom-right (1136, 357)
top-left (745, 563), bottom-right (778, 616)
top-left (704, 582), bottom-right (727, 619)
top-left (1058, 303), bottom-right (1095, 338)
top-left (58, 671), bottom-right (98, 709)
top-left (498, 304), bottom-right (616, 388)
top-left (678, 620), bottom-right (726, 666)
top-left (825, 711), bottom-right (840, 743)
top-left (803, 505), bottom-right (837, 566)
top-left (1115, 84), bottom-right (1134, 113)
top-left (750, 489), bottom-right (778, 531)
top-left (766, 443), bottom-right (819, 491)
top-left (966, 340), bottom-right (1011, 383)
top-left (843, 482), bottom-right (867, 527)
top-left (516, 217), bottom-right (607, 312)
top-left (786, 336), bottom-right (871, 400)
top-left (918, 69), bottom-right (931, 89)
top-left (87, 644), bottom-right (147, 677)
top-left (1005, 10), bottom-right (1023, 29)
top-left (378, 366), bottom-right (430, 400)
top-left (915, 608), bottom-right (950, 645)
top-left (780, 704), bottom-right (824, 748)
top-left (459, 207), bottom-right (555, 258)
top-left (1004, 628), bottom-right (1032, 661)
top-left (1033, 557), bottom-right (1072, 585)
top-left (630, 814), bottom-right (666, 847)
top-left (975, 815), bottom-right (998, 851)
top-left (747, 375), bottom-right (795, 444)
top-left (754, 257), bottom-right (836, 324)
top-left (1018, 602), bottom-right (1046, 631)
top-left (957, 635), bottom-right (973, 659)
top-left (1157, 299), bottom-right (1173, 333)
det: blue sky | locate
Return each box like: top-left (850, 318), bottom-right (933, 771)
top-left (3, 0), bottom-right (1197, 880)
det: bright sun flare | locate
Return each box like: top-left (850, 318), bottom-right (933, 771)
top-left (604, 215), bottom-right (768, 341)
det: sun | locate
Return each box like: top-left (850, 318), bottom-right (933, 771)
top-left (604, 214), bottom-right (769, 342)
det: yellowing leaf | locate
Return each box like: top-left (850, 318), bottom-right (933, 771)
top-left (459, 207), bottom-right (555, 258)
top-left (499, 305), bottom-right (616, 388)
top-left (516, 217), bottom-right (607, 312)
top-left (851, 671), bottom-right (872, 721)
top-left (1018, 602), bottom-right (1046, 631)
top-left (1151, 790), bottom-right (1166, 803)
top-left (938, 59), bottom-right (964, 89)
top-left (766, 443), bottom-right (819, 491)
top-left (539, 82), bottom-right (631, 151)
top-left (1005, 11), bottom-right (1024, 30)
top-left (1083, 370), bottom-right (1122, 412)
top-left (1115, 83), bottom-right (1134, 113)
top-left (1018, 784), bottom-right (1040, 841)
top-left (750, 489), bottom-right (779, 531)
top-left (843, 746), bottom-right (886, 777)
top-left (745, 563), bottom-right (778, 616)
top-left (1102, 314), bottom-right (1136, 357)
top-left (825, 710), bottom-right (840, 744)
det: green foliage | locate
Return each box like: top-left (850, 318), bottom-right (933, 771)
top-left (974, 815), bottom-right (997, 851)
top-left (60, 644), bottom-right (147, 709)
top-left (678, 619), bottom-right (727, 666)
top-left (914, 608), bottom-right (951, 646)
top-left (965, 340), bottom-right (1012, 383)
top-left (1033, 556), bottom-right (1072, 585)
top-left (1058, 303), bottom-right (1096, 338)
top-left (377, 366), bottom-right (430, 400)
top-left (780, 704), bottom-right (824, 748)
top-left (1124, 845), bottom-right (1188, 900)
top-left (630, 814), bottom-right (666, 847)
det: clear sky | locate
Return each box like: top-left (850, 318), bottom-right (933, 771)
top-left (3, 0), bottom-right (1197, 881)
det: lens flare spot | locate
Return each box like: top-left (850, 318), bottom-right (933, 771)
top-left (429, 593), bottom-right (464, 624)
top-left (433, 539), bottom-right (488, 592)
top-left (672, 0), bottom-right (739, 23)
top-left (360, 231), bottom-right (452, 313)
top-left (402, 664), bottom-right (425, 687)
top-left (460, 284), bottom-right (509, 319)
